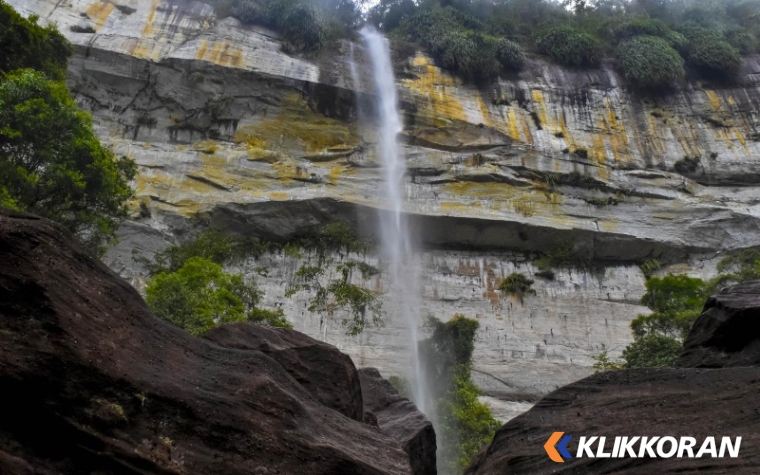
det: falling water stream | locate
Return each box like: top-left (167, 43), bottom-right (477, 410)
top-left (359, 27), bottom-right (429, 415)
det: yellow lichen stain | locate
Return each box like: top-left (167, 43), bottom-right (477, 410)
top-left (476, 94), bottom-right (493, 128)
top-left (236, 93), bottom-right (359, 153)
top-left (519, 114), bottom-right (534, 146)
top-left (268, 192), bottom-right (290, 200)
top-left (85, 1), bottom-right (115, 29)
top-left (506, 108), bottom-right (521, 141)
top-left (727, 96), bottom-right (737, 107)
top-left (440, 201), bottom-right (482, 213)
top-left (402, 54), bottom-right (466, 127)
top-left (734, 128), bottom-right (748, 151)
top-left (272, 159), bottom-right (307, 184)
top-left (142, 0), bottom-right (161, 36)
top-left (195, 40), bottom-right (244, 68)
top-left (195, 39), bottom-right (208, 60)
top-left (327, 165), bottom-right (344, 185)
top-left (704, 90), bottom-right (722, 111)
top-left (559, 113), bottom-right (575, 150)
top-left (513, 200), bottom-right (536, 217)
top-left (598, 219), bottom-right (620, 233)
top-left (531, 90), bottom-right (551, 132)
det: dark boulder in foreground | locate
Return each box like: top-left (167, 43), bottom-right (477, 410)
top-left (0, 209), bottom-right (415, 475)
top-left (678, 281), bottom-right (760, 368)
top-left (359, 368), bottom-right (437, 475)
top-left (205, 323), bottom-right (364, 421)
top-left (465, 281), bottom-right (760, 475)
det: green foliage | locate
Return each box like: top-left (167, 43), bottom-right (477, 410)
top-left (0, 69), bottom-right (136, 252)
top-left (535, 26), bottom-right (603, 67)
top-left (223, 0), bottom-right (361, 52)
top-left (387, 375), bottom-right (412, 398)
top-left (615, 35), bottom-right (685, 88)
top-left (498, 273), bottom-right (535, 303)
top-left (285, 261), bottom-right (383, 335)
top-left (145, 257), bottom-right (290, 336)
top-left (591, 350), bottom-right (622, 373)
top-left (0, 0), bottom-right (71, 79)
top-left (422, 314), bottom-right (480, 376)
top-left (679, 24), bottom-right (743, 77)
top-left (640, 259), bottom-right (662, 279)
top-left (437, 366), bottom-right (501, 472)
top-left (715, 249), bottom-right (760, 284)
top-left (399, 6), bottom-right (524, 81)
top-left (622, 334), bottom-right (683, 369)
top-left (641, 274), bottom-right (708, 315)
top-left (533, 245), bottom-right (574, 275)
top-left (620, 274), bottom-right (708, 368)
top-left (145, 229), bottom-right (268, 275)
top-left (419, 315), bottom-right (498, 474)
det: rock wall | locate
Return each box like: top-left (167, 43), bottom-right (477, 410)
top-left (10, 0), bottom-right (760, 419)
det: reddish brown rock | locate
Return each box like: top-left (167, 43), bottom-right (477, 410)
top-left (0, 209), bottom-right (414, 475)
top-left (205, 323), bottom-right (364, 421)
top-left (359, 368), bottom-right (437, 475)
top-left (678, 281), bottom-right (760, 368)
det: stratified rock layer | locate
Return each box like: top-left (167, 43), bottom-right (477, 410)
top-left (465, 282), bottom-right (760, 475)
top-left (0, 209), bottom-right (414, 475)
top-left (359, 368), bottom-right (437, 475)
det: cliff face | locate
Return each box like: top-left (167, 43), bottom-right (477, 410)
top-left (10, 0), bottom-right (760, 417)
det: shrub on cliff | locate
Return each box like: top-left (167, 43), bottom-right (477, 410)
top-left (615, 36), bottom-right (685, 88)
top-left (399, 6), bottom-right (524, 81)
top-left (0, 69), bottom-right (136, 252)
top-left (679, 24), bottom-right (743, 78)
top-left (535, 26), bottom-right (603, 67)
top-left (226, 0), bottom-right (360, 51)
top-left (499, 273), bottom-right (535, 303)
top-left (146, 257), bottom-right (290, 336)
top-left (144, 229), bottom-right (268, 275)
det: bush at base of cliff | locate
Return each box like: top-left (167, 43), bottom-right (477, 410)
top-left (614, 274), bottom-right (708, 369)
top-left (0, 69), bottom-right (136, 253)
top-left (622, 334), bottom-right (683, 369)
top-left (420, 315), bottom-right (499, 474)
top-left (437, 365), bottom-right (501, 473)
top-left (535, 26), bottom-right (603, 68)
top-left (615, 35), bottom-right (685, 88)
top-left (146, 257), bottom-right (290, 336)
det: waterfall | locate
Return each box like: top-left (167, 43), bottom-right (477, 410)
top-left (359, 27), bottom-right (429, 415)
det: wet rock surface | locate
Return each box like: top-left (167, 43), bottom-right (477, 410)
top-left (465, 281), bottom-right (760, 475)
top-left (359, 368), bottom-right (437, 475)
top-left (0, 209), bottom-right (415, 475)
